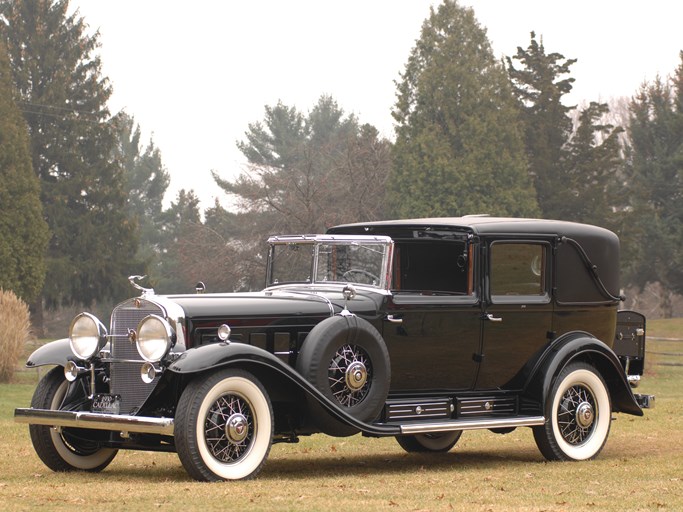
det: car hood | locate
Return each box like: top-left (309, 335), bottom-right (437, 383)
top-left (160, 287), bottom-right (385, 321)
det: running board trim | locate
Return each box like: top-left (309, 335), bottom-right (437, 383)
top-left (399, 415), bottom-right (545, 435)
top-left (14, 408), bottom-right (174, 436)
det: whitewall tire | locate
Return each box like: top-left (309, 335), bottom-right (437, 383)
top-left (175, 369), bottom-right (273, 481)
top-left (534, 362), bottom-right (611, 461)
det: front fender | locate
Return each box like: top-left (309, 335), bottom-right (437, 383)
top-left (168, 341), bottom-right (399, 436)
top-left (525, 332), bottom-right (643, 417)
top-left (25, 338), bottom-right (72, 368)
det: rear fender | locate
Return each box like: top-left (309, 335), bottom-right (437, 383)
top-left (525, 332), bottom-right (643, 417)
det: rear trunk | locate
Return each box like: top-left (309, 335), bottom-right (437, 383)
top-left (613, 310), bottom-right (646, 378)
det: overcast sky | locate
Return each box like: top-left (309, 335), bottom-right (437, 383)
top-left (70, 0), bottom-right (683, 209)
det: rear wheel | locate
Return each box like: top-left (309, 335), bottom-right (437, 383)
top-left (533, 362), bottom-right (611, 461)
top-left (395, 430), bottom-right (462, 453)
top-left (29, 367), bottom-right (118, 472)
top-left (175, 369), bottom-right (273, 481)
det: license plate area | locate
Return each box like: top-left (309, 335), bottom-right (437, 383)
top-left (91, 393), bottom-right (121, 414)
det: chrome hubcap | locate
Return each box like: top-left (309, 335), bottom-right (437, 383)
top-left (345, 361), bottom-right (368, 391)
top-left (328, 344), bottom-right (372, 407)
top-left (575, 402), bottom-right (594, 429)
top-left (226, 413), bottom-right (249, 444)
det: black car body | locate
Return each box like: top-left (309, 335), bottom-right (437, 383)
top-left (15, 217), bottom-right (653, 481)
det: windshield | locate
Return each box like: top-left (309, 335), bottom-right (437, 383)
top-left (267, 236), bottom-right (392, 288)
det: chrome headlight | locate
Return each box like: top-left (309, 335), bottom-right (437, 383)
top-left (136, 315), bottom-right (175, 362)
top-left (69, 312), bottom-right (108, 360)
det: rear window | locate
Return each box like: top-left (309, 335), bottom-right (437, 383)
top-left (490, 243), bottom-right (547, 300)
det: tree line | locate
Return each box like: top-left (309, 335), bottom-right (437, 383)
top-left (1, 0), bottom-right (682, 330)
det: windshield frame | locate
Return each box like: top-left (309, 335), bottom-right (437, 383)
top-left (266, 235), bottom-right (394, 291)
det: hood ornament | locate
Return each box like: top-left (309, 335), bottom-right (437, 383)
top-left (340, 284), bottom-right (357, 317)
top-left (128, 275), bottom-right (154, 296)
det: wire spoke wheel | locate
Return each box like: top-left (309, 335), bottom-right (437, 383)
top-left (533, 362), bottom-right (611, 461)
top-left (175, 369), bottom-right (273, 481)
top-left (557, 384), bottom-right (596, 445)
top-left (204, 393), bottom-right (255, 464)
top-left (328, 344), bottom-right (372, 407)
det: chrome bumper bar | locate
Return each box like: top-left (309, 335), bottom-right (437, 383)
top-left (14, 408), bottom-right (174, 436)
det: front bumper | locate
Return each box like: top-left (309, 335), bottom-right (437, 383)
top-left (14, 408), bottom-right (174, 436)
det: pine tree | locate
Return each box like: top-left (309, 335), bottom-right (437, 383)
top-left (154, 189), bottom-right (202, 294)
top-left (623, 53), bottom-right (683, 311)
top-left (506, 32), bottom-right (576, 218)
top-left (219, 95), bottom-right (392, 233)
top-left (390, 0), bottom-right (538, 218)
top-left (113, 112), bottom-right (170, 284)
top-left (0, 39), bottom-right (49, 303)
top-left (557, 102), bottom-right (624, 226)
top-left (1, 0), bottom-right (138, 314)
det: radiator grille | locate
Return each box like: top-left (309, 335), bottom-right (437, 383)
top-left (109, 299), bottom-right (164, 414)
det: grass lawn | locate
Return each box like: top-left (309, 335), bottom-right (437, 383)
top-left (0, 319), bottom-right (680, 511)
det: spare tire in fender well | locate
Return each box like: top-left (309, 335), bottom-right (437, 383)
top-left (296, 315), bottom-right (390, 435)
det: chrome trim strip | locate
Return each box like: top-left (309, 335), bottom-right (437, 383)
top-left (14, 408), bottom-right (174, 436)
top-left (273, 289), bottom-right (336, 316)
top-left (399, 415), bottom-right (545, 434)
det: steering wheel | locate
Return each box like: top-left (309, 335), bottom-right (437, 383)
top-left (342, 268), bottom-right (380, 284)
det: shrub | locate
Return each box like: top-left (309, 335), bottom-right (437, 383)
top-left (0, 289), bottom-right (31, 382)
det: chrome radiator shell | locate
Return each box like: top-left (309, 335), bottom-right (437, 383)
top-left (109, 298), bottom-right (164, 414)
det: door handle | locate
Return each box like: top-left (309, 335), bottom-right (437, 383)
top-left (386, 315), bottom-right (403, 324)
top-left (485, 313), bottom-right (502, 322)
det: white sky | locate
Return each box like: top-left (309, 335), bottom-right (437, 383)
top-left (70, 0), bottom-right (682, 209)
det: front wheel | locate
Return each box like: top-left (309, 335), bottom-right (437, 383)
top-left (395, 430), bottom-right (462, 453)
top-left (533, 362), bottom-right (611, 461)
top-left (175, 369), bottom-right (273, 481)
top-left (29, 366), bottom-right (118, 472)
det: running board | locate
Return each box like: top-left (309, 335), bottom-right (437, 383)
top-left (398, 415), bottom-right (545, 435)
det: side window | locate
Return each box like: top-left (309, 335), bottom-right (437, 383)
top-left (490, 243), bottom-right (546, 300)
top-left (392, 241), bottom-right (473, 296)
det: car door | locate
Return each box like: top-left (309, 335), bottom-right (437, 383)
top-left (476, 239), bottom-right (554, 390)
top-left (381, 239), bottom-right (481, 392)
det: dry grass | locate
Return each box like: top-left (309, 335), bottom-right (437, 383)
top-left (0, 290), bottom-right (31, 383)
top-left (0, 321), bottom-right (681, 511)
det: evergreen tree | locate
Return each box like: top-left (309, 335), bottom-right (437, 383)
top-left (218, 95), bottom-right (392, 233)
top-left (0, 39), bottom-right (49, 303)
top-left (507, 32), bottom-right (576, 218)
top-left (154, 189), bottom-right (202, 294)
top-left (390, 0), bottom-right (538, 218)
top-left (208, 95), bottom-right (392, 292)
top-left (113, 112), bottom-right (170, 284)
top-left (193, 205), bottom-right (265, 293)
top-left (1, 0), bottom-right (138, 313)
top-left (557, 102), bottom-right (624, 225)
top-left (623, 53), bottom-right (683, 311)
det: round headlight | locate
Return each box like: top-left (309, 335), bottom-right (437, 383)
top-left (69, 312), bottom-right (108, 360)
top-left (136, 315), bottom-right (174, 362)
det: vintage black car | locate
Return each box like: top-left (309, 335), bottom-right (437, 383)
top-left (16, 217), bottom-right (653, 481)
